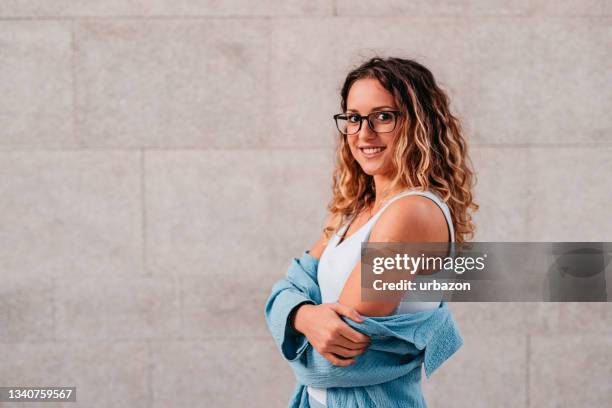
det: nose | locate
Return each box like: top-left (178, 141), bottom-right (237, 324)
top-left (357, 117), bottom-right (376, 139)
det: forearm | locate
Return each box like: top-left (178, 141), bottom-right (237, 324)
top-left (287, 301), bottom-right (315, 336)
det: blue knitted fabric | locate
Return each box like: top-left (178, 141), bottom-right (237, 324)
top-left (264, 250), bottom-right (464, 408)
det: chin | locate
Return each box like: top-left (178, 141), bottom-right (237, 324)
top-left (360, 165), bottom-right (382, 176)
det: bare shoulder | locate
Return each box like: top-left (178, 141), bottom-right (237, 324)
top-left (308, 212), bottom-right (343, 260)
top-left (370, 194), bottom-right (449, 243)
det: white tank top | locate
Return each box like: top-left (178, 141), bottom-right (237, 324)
top-left (307, 188), bottom-right (455, 406)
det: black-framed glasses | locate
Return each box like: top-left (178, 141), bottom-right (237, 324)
top-left (333, 110), bottom-right (402, 135)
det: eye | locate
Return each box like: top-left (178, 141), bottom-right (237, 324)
top-left (375, 111), bottom-right (394, 122)
top-left (347, 114), bottom-right (361, 123)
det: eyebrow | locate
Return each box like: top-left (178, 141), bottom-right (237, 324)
top-left (346, 105), bottom-right (396, 113)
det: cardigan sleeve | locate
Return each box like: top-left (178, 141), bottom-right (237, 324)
top-left (264, 251), bottom-right (321, 363)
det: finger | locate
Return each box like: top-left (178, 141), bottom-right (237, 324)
top-left (327, 345), bottom-right (368, 358)
top-left (322, 352), bottom-right (354, 366)
top-left (330, 303), bottom-right (364, 323)
top-left (332, 334), bottom-right (370, 350)
top-left (338, 323), bottom-right (371, 344)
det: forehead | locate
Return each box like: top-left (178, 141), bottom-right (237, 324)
top-left (347, 77), bottom-right (396, 111)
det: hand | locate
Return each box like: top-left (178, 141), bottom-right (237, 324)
top-left (293, 302), bottom-right (371, 366)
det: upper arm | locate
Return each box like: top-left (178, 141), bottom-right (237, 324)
top-left (308, 212), bottom-right (341, 261)
top-left (337, 196), bottom-right (449, 317)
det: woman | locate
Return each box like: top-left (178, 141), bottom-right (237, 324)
top-left (288, 56), bottom-right (478, 407)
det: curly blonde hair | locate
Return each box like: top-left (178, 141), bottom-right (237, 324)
top-left (324, 56), bottom-right (479, 244)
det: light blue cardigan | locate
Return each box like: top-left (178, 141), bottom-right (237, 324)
top-left (264, 250), bottom-right (464, 408)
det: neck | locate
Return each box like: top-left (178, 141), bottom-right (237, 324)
top-left (372, 174), bottom-right (409, 207)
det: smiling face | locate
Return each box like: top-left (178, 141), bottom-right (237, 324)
top-left (345, 77), bottom-right (402, 177)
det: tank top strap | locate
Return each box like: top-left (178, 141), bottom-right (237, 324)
top-left (370, 188), bottom-right (455, 242)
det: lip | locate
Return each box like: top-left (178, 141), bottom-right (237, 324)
top-left (359, 146), bottom-right (386, 159)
